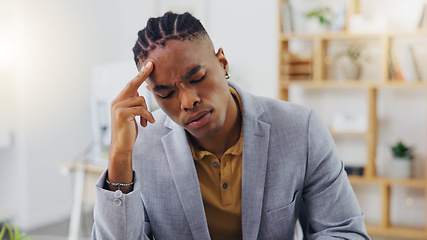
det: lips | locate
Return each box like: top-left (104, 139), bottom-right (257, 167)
top-left (185, 110), bottom-right (212, 130)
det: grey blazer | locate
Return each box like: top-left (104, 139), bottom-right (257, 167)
top-left (92, 82), bottom-right (370, 240)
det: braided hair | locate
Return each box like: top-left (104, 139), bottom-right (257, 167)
top-left (132, 12), bottom-right (210, 67)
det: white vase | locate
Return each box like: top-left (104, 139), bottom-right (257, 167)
top-left (388, 157), bottom-right (412, 179)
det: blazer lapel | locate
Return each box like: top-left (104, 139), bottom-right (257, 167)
top-left (162, 118), bottom-right (211, 240)
top-left (237, 85), bottom-right (270, 240)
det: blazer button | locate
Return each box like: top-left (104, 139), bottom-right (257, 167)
top-left (114, 190), bottom-right (123, 198)
top-left (113, 198), bottom-right (122, 206)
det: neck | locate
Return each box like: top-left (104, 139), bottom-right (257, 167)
top-left (190, 93), bottom-right (242, 159)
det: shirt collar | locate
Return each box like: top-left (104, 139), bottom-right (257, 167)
top-left (188, 86), bottom-right (243, 161)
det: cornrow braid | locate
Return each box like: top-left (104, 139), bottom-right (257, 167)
top-left (132, 12), bottom-right (209, 67)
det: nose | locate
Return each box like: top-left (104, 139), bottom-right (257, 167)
top-left (179, 87), bottom-right (200, 111)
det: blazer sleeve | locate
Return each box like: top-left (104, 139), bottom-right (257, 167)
top-left (91, 170), bottom-right (152, 240)
top-left (299, 110), bottom-right (370, 239)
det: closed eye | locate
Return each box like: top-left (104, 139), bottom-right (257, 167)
top-left (159, 91), bottom-right (174, 99)
top-left (190, 75), bottom-right (205, 84)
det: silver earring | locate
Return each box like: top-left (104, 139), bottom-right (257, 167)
top-left (225, 73), bottom-right (230, 79)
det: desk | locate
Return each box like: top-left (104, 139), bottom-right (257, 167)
top-left (59, 161), bottom-right (106, 240)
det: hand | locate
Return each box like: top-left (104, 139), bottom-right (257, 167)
top-left (107, 61), bottom-right (155, 192)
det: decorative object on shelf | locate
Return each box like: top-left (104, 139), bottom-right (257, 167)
top-left (418, 4), bottom-right (427, 29)
top-left (330, 113), bottom-right (367, 133)
top-left (349, 14), bottom-right (388, 34)
top-left (344, 166), bottom-right (364, 176)
top-left (389, 141), bottom-right (414, 179)
top-left (334, 43), bottom-right (370, 80)
top-left (0, 221), bottom-right (32, 240)
top-left (281, 1), bottom-right (294, 33)
top-left (304, 7), bottom-right (334, 33)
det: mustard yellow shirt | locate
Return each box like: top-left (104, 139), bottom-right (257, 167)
top-left (188, 87), bottom-right (243, 240)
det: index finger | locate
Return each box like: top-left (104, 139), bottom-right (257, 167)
top-left (122, 61), bottom-right (154, 97)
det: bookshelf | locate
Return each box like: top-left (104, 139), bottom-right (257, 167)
top-left (278, 0), bottom-right (427, 238)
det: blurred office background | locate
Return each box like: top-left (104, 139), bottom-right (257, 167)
top-left (0, 0), bottom-right (426, 239)
top-left (0, 0), bottom-right (278, 239)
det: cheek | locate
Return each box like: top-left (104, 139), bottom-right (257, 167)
top-left (156, 99), bottom-right (181, 120)
top-left (210, 80), bottom-right (230, 101)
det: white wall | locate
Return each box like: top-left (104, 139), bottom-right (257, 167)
top-left (2, 0), bottom-right (427, 232)
top-left (207, 0), bottom-right (279, 97)
top-left (0, 0), bottom-right (278, 230)
top-left (0, 0), bottom-right (158, 230)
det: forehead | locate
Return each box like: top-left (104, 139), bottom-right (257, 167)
top-left (145, 39), bottom-right (215, 84)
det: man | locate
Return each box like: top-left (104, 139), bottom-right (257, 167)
top-left (92, 12), bottom-right (370, 239)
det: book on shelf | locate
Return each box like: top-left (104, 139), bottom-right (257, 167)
top-left (388, 50), bottom-right (403, 82)
top-left (396, 45), bottom-right (421, 82)
top-left (281, 1), bottom-right (294, 34)
top-left (282, 53), bottom-right (312, 81)
top-left (419, 4), bottom-right (427, 28)
top-left (389, 46), bottom-right (420, 83)
top-left (332, 0), bottom-right (346, 32)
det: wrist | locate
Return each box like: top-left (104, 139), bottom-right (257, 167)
top-left (109, 147), bottom-right (132, 164)
top-left (105, 170), bottom-right (135, 193)
top-left (108, 149), bottom-right (133, 183)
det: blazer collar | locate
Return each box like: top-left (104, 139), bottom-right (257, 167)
top-left (162, 82), bottom-right (270, 240)
top-left (234, 83), bottom-right (270, 240)
top-left (161, 123), bottom-right (211, 239)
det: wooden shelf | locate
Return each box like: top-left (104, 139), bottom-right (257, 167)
top-left (366, 224), bottom-right (427, 239)
top-left (348, 176), bottom-right (427, 188)
top-left (280, 81), bottom-right (427, 89)
top-left (278, 0), bottom-right (427, 238)
top-left (378, 82), bottom-right (427, 88)
top-left (330, 130), bottom-right (367, 137)
top-left (280, 80), bottom-right (374, 88)
top-left (280, 29), bottom-right (427, 41)
top-left (58, 161), bottom-right (107, 174)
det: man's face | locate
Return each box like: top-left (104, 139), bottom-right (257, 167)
top-left (144, 38), bottom-right (232, 140)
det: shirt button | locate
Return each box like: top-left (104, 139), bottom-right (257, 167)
top-left (114, 190), bottom-right (123, 198)
top-left (222, 183), bottom-right (228, 189)
top-left (113, 198), bottom-right (122, 206)
top-left (212, 162), bottom-right (218, 168)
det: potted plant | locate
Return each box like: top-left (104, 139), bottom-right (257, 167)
top-left (0, 221), bottom-right (32, 240)
top-left (304, 7), bottom-right (334, 33)
top-left (334, 43), bottom-right (370, 80)
top-left (388, 141), bottom-right (414, 179)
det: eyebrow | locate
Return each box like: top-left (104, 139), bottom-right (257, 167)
top-left (152, 65), bottom-right (204, 92)
top-left (185, 65), bottom-right (203, 79)
top-left (152, 84), bottom-right (173, 92)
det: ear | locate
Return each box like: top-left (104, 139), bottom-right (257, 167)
top-left (216, 48), bottom-right (229, 75)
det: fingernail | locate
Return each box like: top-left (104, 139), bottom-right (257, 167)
top-left (145, 61), bottom-right (152, 68)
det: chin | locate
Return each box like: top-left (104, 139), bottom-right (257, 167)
top-left (187, 126), bottom-right (218, 139)
top-left (187, 119), bottom-right (223, 140)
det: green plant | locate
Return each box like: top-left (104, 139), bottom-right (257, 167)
top-left (0, 222), bottom-right (31, 240)
top-left (332, 43), bottom-right (371, 80)
top-left (335, 43), bottom-right (370, 64)
top-left (305, 7), bottom-right (334, 27)
top-left (391, 141), bottom-right (414, 160)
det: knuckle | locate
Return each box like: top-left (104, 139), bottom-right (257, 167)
top-left (110, 100), bottom-right (117, 109)
top-left (126, 81), bottom-right (136, 90)
top-left (116, 108), bottom-right (127, 119)
top-left (138, 96), bottom-right (146, 104)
